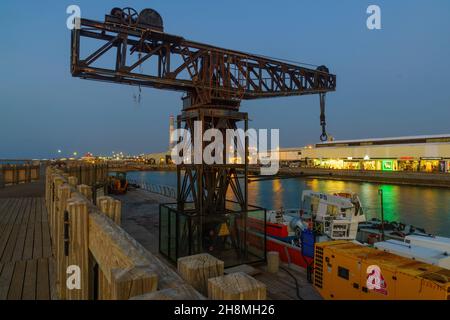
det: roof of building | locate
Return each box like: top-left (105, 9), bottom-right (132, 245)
top-left (315, 134), bottom-right (450, 148)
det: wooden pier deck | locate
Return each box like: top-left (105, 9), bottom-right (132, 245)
top-left (0, 197), bottom-right (54, 300)
top-left (115, 188), bottom-right (322, 300)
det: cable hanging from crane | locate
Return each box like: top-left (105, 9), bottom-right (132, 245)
top-left (319, 93), bottom-right (327, 142)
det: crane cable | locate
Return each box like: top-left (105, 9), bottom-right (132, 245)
top-left (280, 266), bottom-right (304, 300)
top-left (319, 93), bottom-right (328, 142)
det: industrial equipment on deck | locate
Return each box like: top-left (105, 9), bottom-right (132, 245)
top-left (314, 241), bottom-right (450, 300)
top-left (108, 172), bottom-right (129, 195)
top-left (70, 7), bottom-right (336, 266)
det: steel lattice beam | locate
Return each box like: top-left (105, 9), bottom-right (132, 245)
top-left (71, 18), bottom-right (336, 106)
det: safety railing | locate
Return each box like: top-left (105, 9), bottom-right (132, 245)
top-left (128, 179), bottom-right (176, 199)
top-left (45, 166), bottom-right (202, 300)
top-left (0, 163), bottom-right (41, 188)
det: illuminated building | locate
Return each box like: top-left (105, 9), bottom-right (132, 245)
top-left (279, 134), bottom-right (450, 173)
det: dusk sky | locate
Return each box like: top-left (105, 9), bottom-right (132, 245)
top-left (1, 0), bottom-right (450, 159)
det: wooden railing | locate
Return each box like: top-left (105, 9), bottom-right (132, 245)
top-left (60, 162), bottom-right (109, 187)
top-left (0, 164), bottom-right (40, 187)
top-left (45, 166), bottom-right (203, 300)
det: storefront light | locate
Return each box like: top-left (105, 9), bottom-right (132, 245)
top-left (364, 155), bottom-right (370, 160)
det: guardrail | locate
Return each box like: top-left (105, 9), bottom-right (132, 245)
top-left (45, 166), bottom-right (202, 300)
top-left (129, 179), bottom-right (176, 199)
top-left (0, 164), bottom-right (40, 188)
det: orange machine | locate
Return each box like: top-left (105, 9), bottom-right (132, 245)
top-left (314, 241), bottom-right (450, 300)
top-left (108, 172), bottom-right (128, 195)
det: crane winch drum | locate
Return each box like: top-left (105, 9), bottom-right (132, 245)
top-left (106, 7), bottom-right (164, 32)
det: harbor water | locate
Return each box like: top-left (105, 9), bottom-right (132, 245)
top-left (127, 171), bottom-right (450, 237)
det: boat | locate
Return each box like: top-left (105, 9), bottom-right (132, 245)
top-left (261, 190), bottom-right (445, 272)
top-left (264, 191), bottom-right (365, 270)
top-left (357, 218), bottom-right (432, 243)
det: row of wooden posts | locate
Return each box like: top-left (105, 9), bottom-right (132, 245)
top-left (0, 164), bottom-right (40, 187)
top-left (59, 162), bottom-right (109, 187)
top-left (45, 166), bottom-right (205, 300)
top-left (45, 165), bottom-right (267, 300)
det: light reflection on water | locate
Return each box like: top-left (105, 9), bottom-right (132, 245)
top-left (127, 171), bottom-right (450, 237)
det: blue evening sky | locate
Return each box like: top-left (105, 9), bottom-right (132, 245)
top-left (1, 1), bottom-right (449, 158)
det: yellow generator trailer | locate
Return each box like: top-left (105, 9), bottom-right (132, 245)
top-left (314, 241), bottom-right (450, 300)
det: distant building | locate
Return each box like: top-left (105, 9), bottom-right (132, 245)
top-left (169, 115), bottom-right (176, 151)
top-left (144, 115), bottom-right (176, 164)
top-left (279, 134), bottom-right (450, 173)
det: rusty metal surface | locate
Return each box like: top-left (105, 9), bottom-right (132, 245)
top-left (71, 13), bottom-right (336, 109)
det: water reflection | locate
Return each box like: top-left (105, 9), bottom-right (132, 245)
top-left (127, 171), bottom-right (450, 237)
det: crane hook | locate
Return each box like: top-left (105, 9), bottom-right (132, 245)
top-left (319, 93), bottom-right (328, 142)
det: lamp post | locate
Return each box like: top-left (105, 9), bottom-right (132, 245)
top-left (378, 189), bottom-right (385, 241)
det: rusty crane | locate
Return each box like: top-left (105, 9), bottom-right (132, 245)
top-left (70, 7), bottom-right (336, 265)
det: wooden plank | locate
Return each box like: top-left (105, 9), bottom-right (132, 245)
top-left (33, 198), bottom-right (43, 259)
top-left (0, 199), bottom-right (20, 247)
top-left (224, 264), bottom-right (261, 276)
top-left (41, 198), bottom-right (52, 258)
top-left (131, 284), bottom-right (205, 300)
top-left (0, 198), bottom-right (14, 236)
top-left (22, 198), bottom-right (37, 260)
top-left (11, 198), bottom-right (34, 262)
top-left (36, 258), bottom-right (50, 300)
top-left (7, 260), bottom-right (27, 299)
top-left (0, 262), bottom-right (15, 299)
top-left (0, 198), bottom-right (28, 263)
top-left (5, 198), bottom-right (30, 262)
top-left (0, 264), bottom-right (3, 297)
top-left (0, 198), bottom-right (12, 223)
top-left (88, 211), bottom-right (149, 282)
top-left (89, 209), bottom-right (185, 290)
top-left (48, 257), bottom-right (57, 300)
top-left (22, 259), bottom-right (38, 300)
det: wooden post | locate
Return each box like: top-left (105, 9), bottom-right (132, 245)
top-left (0, 166), bottom-right (4, 188)
top-left (177, 253), bottom-right (224, 296)
top-left (55, 184), bottom-right (72, 299)
top-left (208, 272), bottom-right (266, 300)
top-left (97, 196), bottom-right (121, 226)
top-left (96, 197), bottom-right (144, 300)
top-left (267, 251), bottom-right (280, 274)
top-left (64, 196), bottom-right (89, 300)
top-left (108, 267), bottom-right (157, 300)
top-left (77, 184), bottom-right (93, 201)
top-left (68, 176), bottom-right (78, 187)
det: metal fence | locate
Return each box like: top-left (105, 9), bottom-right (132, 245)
top-left (128, 179), bottom-right (176, 199)
top-left (159, 201), bottom-right (267, 268)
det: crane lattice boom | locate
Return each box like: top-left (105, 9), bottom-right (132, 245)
top-left (71, 17), bottom-right (336, 108)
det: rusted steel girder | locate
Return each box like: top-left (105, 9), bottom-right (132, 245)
top-left (71, 18), bottom-right (336, 108)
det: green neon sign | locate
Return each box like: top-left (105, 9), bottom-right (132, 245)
top-left (382, 160), bottom-right (394, 171)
